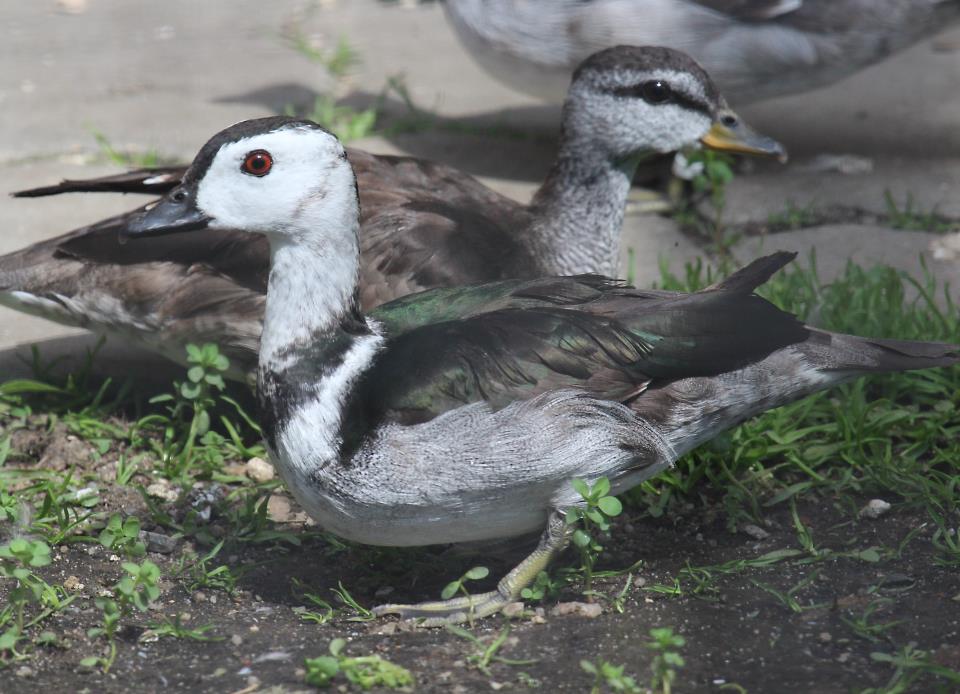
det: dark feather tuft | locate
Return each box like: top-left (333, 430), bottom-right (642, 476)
top-left (708, 251), bottom-right (797, 294)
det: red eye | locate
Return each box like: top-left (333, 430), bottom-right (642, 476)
top-left (242, 150), bottom-right (273, 177)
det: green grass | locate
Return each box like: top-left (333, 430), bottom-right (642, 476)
top-left (883, 191), bottom-right (956, 234)
top-left (637, 254), bottom-right (960, 555)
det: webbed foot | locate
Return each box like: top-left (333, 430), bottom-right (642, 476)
top-left (373, 511), bottom-right (570, 627)
top-left (373, 590), bottom-right (509, 627)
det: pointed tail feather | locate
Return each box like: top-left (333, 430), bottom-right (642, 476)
top-left (707, 251), bottom-right (797, 294)
top-left (807, 330), bottom-right (960, 375)
top-left (638, 328), bottom-right (959, 459)
top-left (11, 166), bottom-right (184, 198)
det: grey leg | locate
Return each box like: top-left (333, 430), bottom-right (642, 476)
top-left (374, 510), bottom-right (571, 627)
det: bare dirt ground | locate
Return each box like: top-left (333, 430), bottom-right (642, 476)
top-left (2, 410), bottom-right (958, 693)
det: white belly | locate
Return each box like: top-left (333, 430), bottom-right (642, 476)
top-left (272, 389), bottom-right (673, 547)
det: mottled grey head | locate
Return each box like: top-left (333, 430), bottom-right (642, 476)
top-left (565, 45), bottom-right (784, 161)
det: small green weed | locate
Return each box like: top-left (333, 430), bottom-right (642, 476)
top-left (441, 565), bottom-right (489, 600)
top-left (29, 472), bottom-right (101, 545)
top-left (646, 627), bottom-right (686, 694)
top-left (767, 200), bottom-right (820, 231)
top-left (751, 568), bottom-right (827, 614)
top-left (282, 30), bottom-right (378, 142)
top-left (0, 539), bottom-right (71, 660)
top-left (332, 581), bottom-right (376, 622)
top-left (863, 644), bottom-right (960, 693)
top-left (146, 615), bottom-right (222, 642)
top-left (446, 624), bottom-right (537, 677)
top-left (841, 599), bottom-right (901, 643)
top-left (90, 129), bottom-right (166, 168)
top-left (98, 513), bottom-right (146, 558)
top-left (176, 540), bottom-right (243, 594)
top-left (290, 578), bottom-right (380, 625)
top-left (581, 658), bottom-right (642, 694)
top-left (134, 343), bottom-right (236, 480)
top-left (83, 559), bottom-right (161, 672)
top-left (304, 637), bottom-right (414, 690)
top-left (672, 149), bottom-right (737, 254)
top-left (519, 569), bottom-right (570, 603)
top-left (290, 96), bottom-right (378, 143)
top-left (567, 477), bottom-right (624, 593)
top-left (883, 191), bottom-right (955, 234)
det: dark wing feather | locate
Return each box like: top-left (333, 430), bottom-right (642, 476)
top-left (52, 206), bottom-right (270, 293)
top-left (358, 256), bottom-right (809, 426)
top-left (12, 166), bottom-right (186, 197)
top-left (351, 149), bottom-right (535, 308)
top-left (357, 307), bottom-right (656, 426)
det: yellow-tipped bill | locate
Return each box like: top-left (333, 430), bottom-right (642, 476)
top-left (701, 115), bottom-right (787, 163)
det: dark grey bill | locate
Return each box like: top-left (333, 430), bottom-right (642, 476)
top-left (123, 187), bottom-right (211, 239)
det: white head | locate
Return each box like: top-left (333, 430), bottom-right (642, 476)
top-left (127, 117), bottom-right (359, 247)
top-left (563, 46), bottom-right (784, 161)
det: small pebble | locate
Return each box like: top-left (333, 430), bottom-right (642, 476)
top-left (266, 495), bottom-right (292, 523)
top-left (741, 523), bottom-right (771, 540)
top-left (231, 634), bottom-right (244, 646)
top-left (549, 601), bottom-right (602, 618)
top-left (245, 457), bottom-right (276, 483)
top-left (63, 575), bottom-right (84, 592)
top-left (145, 481), bottom-right (179, 503)
top-left (141, 530), bottom-right (179, 554)
top-left (501, 601), bottom-right (525, 618)
top-left (253, 651), bottom-right (291, 663)
top-left (859, 499), bottom-right (892, 519)
top-left (819, 632), bottom-right (833, 643)
top-left (368, 622), bottom-right (397, 636)
top-left (15, 666), bottom-right (34, 678)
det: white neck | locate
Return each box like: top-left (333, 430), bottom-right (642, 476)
top-left (255, 185), bottom-right (386, 478)
top-left (258, 191), bottom-right (364, 370)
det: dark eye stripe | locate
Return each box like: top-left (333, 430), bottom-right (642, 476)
top-left (610, 84), bottom-right (711, 117)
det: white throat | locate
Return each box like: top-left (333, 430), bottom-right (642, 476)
top-left (260, 232), bottom-right (360, 369)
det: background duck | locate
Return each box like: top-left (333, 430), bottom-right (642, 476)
top-left (125, 116), bottom-right (959, 624)
top-left (444, 0), bottom-right (960, 104)
top-left (1, 46), bottom-right (782, 381)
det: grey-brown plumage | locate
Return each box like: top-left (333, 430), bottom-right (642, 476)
top-left (3, 46), bottom-right (784, 377)
top-left (444, 0), bottom-right (960, 104)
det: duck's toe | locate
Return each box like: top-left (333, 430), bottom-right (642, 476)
top-left (373, 590), bottom-right (509, 626)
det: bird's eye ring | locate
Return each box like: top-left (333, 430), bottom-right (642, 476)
top-left (639, 80), bottom-right (672, 104)
top-left (242, 150), bottom-right (273, 177)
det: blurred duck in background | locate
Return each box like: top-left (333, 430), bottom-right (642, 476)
top-left (444, 0), bottom-right (960, 104)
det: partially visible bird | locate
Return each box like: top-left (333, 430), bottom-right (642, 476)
top-left (444, 0), bottom-right (960, 104)
top-left (124, 116), bottom-right (959, 624)
top-left (2, 46), bottom-right (782, 381)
